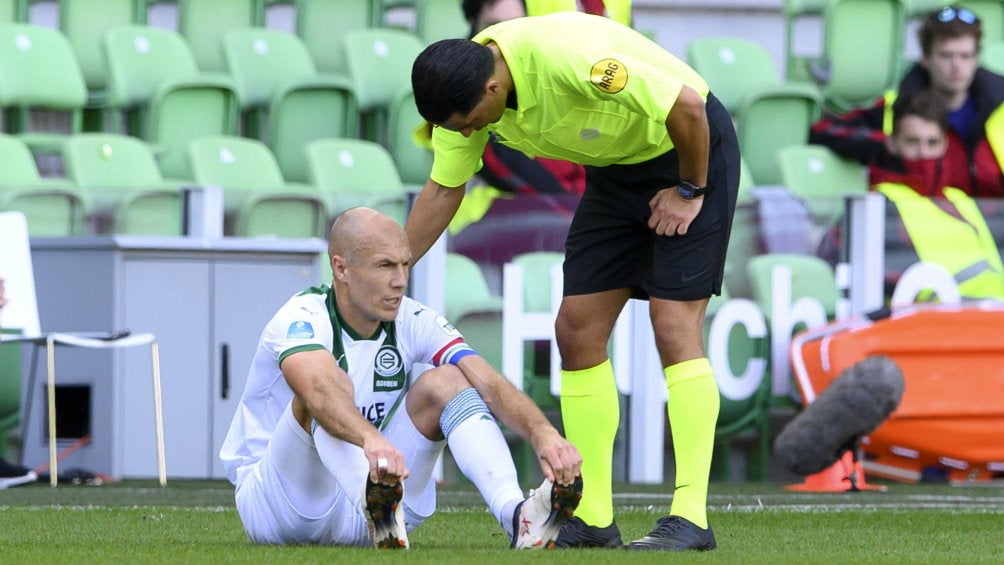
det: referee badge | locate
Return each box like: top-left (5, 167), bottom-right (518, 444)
top-left (590, 59), bottom-right (627, 94)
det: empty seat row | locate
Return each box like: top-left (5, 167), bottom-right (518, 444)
top-left (5, 1), bottom-right (459, 74)
top-left (0, 22), bottom-right (432, 186)
top-left (0, 132), bottom-right (411, 238)
top-left (686, 36), bottom-right (823, 185)
top-left (722, 146), bottom-right (866, 298)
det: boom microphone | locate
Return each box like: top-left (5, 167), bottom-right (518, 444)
top-left (774, 355), bottom-right (905, 476)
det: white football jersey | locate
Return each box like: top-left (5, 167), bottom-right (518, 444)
top-left (220, 285), bottom-right (474, 484)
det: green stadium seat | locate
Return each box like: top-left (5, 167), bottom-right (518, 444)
top-left (509, 251), bottom-right (563, 409)
top-left (981, 40), bottom-right (1004, 75)
top-left (777, 144), bottom-right (868, 228)
top-left (785, 0), bottom-right (908, 112)
top-left (343, 28), bottom-right (425, 143)
top-left (746, 252), bottom-right (838, 410)
top-left (177, 0), bottom-right (264, 72)
top-left (414, 0), bottom-right (468, 44)
top-left (687, 36), bottom-right (786, 115)
top-left (510, 251), bottom-right (563, 314)
top-left (103, 25), bottom-right (240, 179)
top-left (783, 0), bottom-right (827, 82)
top-left (0, 24), bottom-right (88, 155)
top-left (687, 36), bottom-right (823, 185)
top-left (817, 0), bottom-right (908, 112)
top-left (386, 88), bottom-right (431, 186)
top-left (186, 135), bottom-right (327, 237)
top-left (704, 285), bottom-right (773, 481)
top-left (737, 83), bottom-right (823, 185)
top-left (724, 157), bottom-right (763, 299)
top-left (445, 252), bottom-right (503, 321)
top-left (747, 252), bottom-right (839, 321)
top-left (444, 252), bottom-right (503, 367)
top-left (960, 1), bottom-right (1004, 43)
top-left (0, 133), bottom-right (87, 236)
top-left (62, 133), bottom-right (184, 235)
top-left (305, 137), bottom-right (409, 224)
top-left (0, 0), bottom-right (26, 22)
top-left (222, 28), bottom-right (358, 183)
top-left (58, 0), bottom-right (145, 130)
top-left (373, 0), bottom-right (417, 26)
top-left (294, 0), bottom-right (371, 75)
top-left (904, 0), bottom-right (947, 17)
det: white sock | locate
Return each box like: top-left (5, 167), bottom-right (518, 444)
top-left (441, 388), bottom-right (524, 533)
top-left (499, 499), bottom-right (520, 539)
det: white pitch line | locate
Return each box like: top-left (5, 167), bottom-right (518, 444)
top-left (0, 505), bottom-right (233, 512)
top-left (613, 492), bottom-right (1004, 503)
top-left (705, 503), bottom-right (1004, 514)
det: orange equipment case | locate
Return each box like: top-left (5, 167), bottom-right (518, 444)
top-left (790, 303), bottom-right (1004, 484)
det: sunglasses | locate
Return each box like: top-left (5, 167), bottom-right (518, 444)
top-left (934, 6), bottom-right (977, 25)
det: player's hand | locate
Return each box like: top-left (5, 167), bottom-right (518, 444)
top-left (648, 187), bottom-right (703, 236)
top-left (531, 430), bottom-right (583, 487)
top-left (364, 436), bottom-right (408, 486)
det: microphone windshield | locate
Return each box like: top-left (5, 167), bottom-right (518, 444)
top-left (774, 355), bottom-right (905, 475)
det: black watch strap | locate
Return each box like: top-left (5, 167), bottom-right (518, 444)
top-left (678, 181), bottom-right (707, 200)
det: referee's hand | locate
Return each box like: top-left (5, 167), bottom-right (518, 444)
top-left (648, 187), bottom-right (703, 236)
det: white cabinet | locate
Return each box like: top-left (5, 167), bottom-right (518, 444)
top-left (22, 236), bottom-right (325, 480)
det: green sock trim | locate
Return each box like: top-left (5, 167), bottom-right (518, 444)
top-left (560, 359), bottom-right (617, 527)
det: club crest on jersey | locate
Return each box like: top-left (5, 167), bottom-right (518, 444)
top-left (373, 344), bottom-right (405, 391)
top-left (590, 58), bottom-right (627, 94)
top-left (286, 321), bottom-right (315, 339)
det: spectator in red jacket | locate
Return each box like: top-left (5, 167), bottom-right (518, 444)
top-left (869, 89), bottom-right (952, 196)
top-left (810, 5), bottom-right (1004, 198)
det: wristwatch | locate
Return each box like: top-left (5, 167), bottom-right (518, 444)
top-left (677, 181), bottom-right (707, 200)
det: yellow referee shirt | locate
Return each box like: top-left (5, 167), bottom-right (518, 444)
top-left (429, 11), bottom-right (709, 188)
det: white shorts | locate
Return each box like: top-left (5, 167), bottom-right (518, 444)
top-left (234, 400), bottom-right (443, 545)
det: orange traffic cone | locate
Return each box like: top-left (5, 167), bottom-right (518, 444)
top-left (785, 451), bottom-right (887, 492)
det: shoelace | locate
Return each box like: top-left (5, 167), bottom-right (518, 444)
top-left (647, 516), bottom-right (688, 537)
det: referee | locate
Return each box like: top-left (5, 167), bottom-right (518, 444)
top-left (407, 11), bottom-right (739, 551)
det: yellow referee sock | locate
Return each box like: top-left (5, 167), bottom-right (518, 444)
top-left (560, 359), bottom-right (619, 527)
top-left (666, 358), bottom-right (720, 529)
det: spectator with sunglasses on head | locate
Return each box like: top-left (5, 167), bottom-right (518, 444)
top-left (810, 5), bottom-right (1004, 198)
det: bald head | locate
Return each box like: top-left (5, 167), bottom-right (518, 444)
top-left (329, 207), bottom-right (410, 265)
top-left (328, 208), bottom-right (412, 331)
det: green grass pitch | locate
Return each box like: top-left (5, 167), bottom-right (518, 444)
top-left (1, 479), bottom-right (1002, 564)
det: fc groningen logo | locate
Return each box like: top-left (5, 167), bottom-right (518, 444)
top-left (373, 345), bottom-right (405, 391)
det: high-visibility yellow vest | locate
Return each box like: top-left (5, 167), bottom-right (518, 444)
top-left (986, 102), bottom-right (1004, 167)
top-left (526, 0), bottom-right (577, 15)
top-left (882, 90), bottom-right (896, 136)
top-left (877, 182), bottom-right (1004, 299)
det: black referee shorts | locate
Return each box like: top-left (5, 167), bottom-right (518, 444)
top-left (563, 92), bottom-right (740, 302)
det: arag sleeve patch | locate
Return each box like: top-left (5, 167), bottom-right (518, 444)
top-left (590, 58), bottom-right (628, 94)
